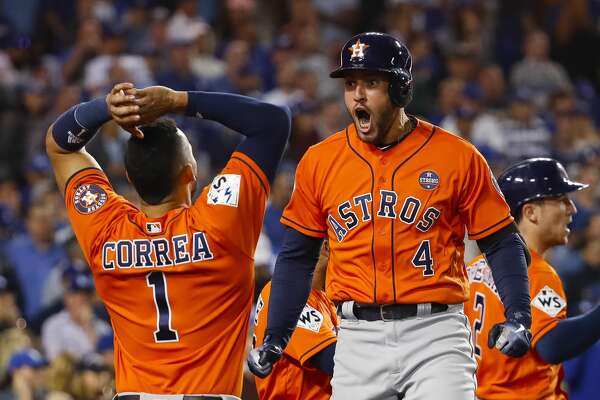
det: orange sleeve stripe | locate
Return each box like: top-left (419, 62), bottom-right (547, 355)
top-left (281, 216), bottom-right (327, 238)
top-left (468, 215), bottom-right (513, 240)
top-left (230, 152), bottom-right (270, 195)
top-left (298, 336), bottom-right (337, 365)
top-left (63, 167), bottom-right (107, 198)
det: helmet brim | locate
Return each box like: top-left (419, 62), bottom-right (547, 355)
top-left (515, 180), bottom-right (589, 208)
top-left (330, 66), bottom-right (397, 78)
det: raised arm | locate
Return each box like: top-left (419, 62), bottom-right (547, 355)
top-left (132, 88), bottom-right (291, 183)
top-left (46, 83), bottom-right (141, 193)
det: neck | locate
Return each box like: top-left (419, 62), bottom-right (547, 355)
top-left (381, 109), bottom-right (413, 146)
top-left (519, 223), bottom-right (547, 256)
top-left (140, 197), bottom-right (190, 218)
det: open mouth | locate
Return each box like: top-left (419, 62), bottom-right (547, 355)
top-left (355, 108), bottom-right (372, 132)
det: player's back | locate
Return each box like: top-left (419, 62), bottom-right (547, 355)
top-left (65, 152), bottom-right (269, 396)
top-left (465, 255), bottom-right (568, 400)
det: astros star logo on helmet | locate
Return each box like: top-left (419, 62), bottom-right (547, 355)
top-left (349, 39), bottom-right (370, 61)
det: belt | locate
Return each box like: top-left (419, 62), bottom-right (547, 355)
top-left (114, 396), bottom-right (232, 400)
top-left (338, 302), bottom-right (449, 321)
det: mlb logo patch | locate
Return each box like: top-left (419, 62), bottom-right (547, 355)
top-left (208, 174), bottom-right (241, 207)
top-left (532, 285), bottom-right (566, 317)
top-left (73, 184), bottom-right (107, 214)
top-left (419, 170), bottom-right (440, 190)
top-left (296, 304), bottom-right (324, 332)
top-left (146, 222), bottom-right (162, 233)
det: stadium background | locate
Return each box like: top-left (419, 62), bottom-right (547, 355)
top-left (0, 0), bottom-right (599, 399)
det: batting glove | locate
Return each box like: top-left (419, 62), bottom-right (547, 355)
top-left (247, 337), bottom-right (283, 378)
top-left (488, 320), bottom-right (532, 357)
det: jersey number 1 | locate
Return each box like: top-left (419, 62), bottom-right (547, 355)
top-left (147, 271), bottom-right (179, 343)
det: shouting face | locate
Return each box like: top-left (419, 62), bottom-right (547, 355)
top-left (343, 71), bottom-right (399, 145)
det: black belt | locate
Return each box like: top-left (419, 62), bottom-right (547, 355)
top-left (339, 302), bottom-right (449, 321)
top-left (114, 396), bottom-right (227, 400)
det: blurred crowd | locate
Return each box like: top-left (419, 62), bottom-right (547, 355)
top-left (0, 0), bottom-right (600, 399)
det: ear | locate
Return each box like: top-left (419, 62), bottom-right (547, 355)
top-left (179, 164), bottom-right (197, 185)
top-left (521, 203), bottom-right (539, 224)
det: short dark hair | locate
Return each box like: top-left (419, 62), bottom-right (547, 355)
top-left (124, 119), bottom-right (186, 205)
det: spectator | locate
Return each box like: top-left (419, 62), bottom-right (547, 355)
top-left (155, 40), bottom-right (205, 91)
top-left (510, 30), bottom-right (571, 108)
top-left (41, 270), bottom-right (111, 361)
top-left (3, 203), bottom-right (67, 320)
top-left (0, 273), bottom-right (31, 389)
top-left (83, 24), bottom-right (153, 95)
top-left (69, 354), bottom-right (113, 400)
top-left (499, 89), bottom-right (552, 163)
top-left (6, 349), bottom-right (48, 400)
top-left (262, 61), bottom-right (303, 108)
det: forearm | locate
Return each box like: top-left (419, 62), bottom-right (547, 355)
top-left (183, 90), bottom-right (291, 182)
top-left (49, 97), bottom-right (111, 154)
top-left (265, 228), bottom-right (323, 348)
top-left (478, 224), bottom-right (532, 327)
top-left (536, 305), bottom-right (600, 364)
top-left (184, 91), bottom-right (291, 138)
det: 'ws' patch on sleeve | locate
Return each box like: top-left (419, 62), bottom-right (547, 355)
top-left (296, 304), bottom-right (324, 332)
top-left (532, 285), bottom-right (566, 317)
top-left (208, 174), bottom-right (241, 207)
top-left (74, 184), bottom-right (107, 214)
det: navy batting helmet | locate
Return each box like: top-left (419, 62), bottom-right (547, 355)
top-left (498, 158), bottom-right (588, 216)
top-left (330, 32), bottom-right (413, 108)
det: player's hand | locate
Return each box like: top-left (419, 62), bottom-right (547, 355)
top-left (106, 82), bottom-right (143, 138)
top-left (131, 85), bottom-right (188, 124)
top-left (247, 339), bottom-right (283, 378)
top-left (488, 320), bottom-right (532, 357)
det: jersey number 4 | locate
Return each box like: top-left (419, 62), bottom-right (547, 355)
top-left (147, 271), bottom-right (179, 343)
top-left (412, 240), bottom-right (434, 276)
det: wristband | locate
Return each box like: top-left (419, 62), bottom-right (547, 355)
top-left (52, 98), bottom-right (110, 151)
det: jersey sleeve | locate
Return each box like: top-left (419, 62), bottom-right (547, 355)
top-left (529, 271), bottom-right (568, 349)
top-left (459, 149), bottom-right (513, 240)
top-left (64, 168), bottom-right (133, 271)
top-left (194, 151), bottom-right (270, 257)
top-left (280, 151), bottom-right (327, 238)
top-left (284, 291), bottom-right (338, 366)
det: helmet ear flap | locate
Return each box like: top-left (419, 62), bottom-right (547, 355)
top-left (389, 69), bottom-right (413, 108)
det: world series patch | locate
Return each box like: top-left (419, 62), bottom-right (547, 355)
top-left (74, 184), bottom-right (107, 214)
top-left (419, 170), bottom-right (440, 190)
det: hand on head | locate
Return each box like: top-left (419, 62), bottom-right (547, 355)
top-left (106, 83), bottom-right (187, 139)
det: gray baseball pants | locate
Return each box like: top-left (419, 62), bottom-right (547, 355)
top-left (331, 303), bottom-right (477, 400)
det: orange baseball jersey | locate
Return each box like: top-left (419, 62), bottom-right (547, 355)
top-left (64, 151), bottom-right (269, 396)
top-left (253, 282), bottom-right (338, 400)
top-left (465, 251), bottom-right (568, 399)
top-left (282, 120), bottom-right (512, 305)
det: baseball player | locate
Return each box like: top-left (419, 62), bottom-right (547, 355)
top-left (465, 158), bottom-right (600, 400)
top-left (253, 241), bottom-right (336, 400)
top-left (45, 83), bottom-right (291, 398)
top-left (248, 32), bottom-right (533, 399)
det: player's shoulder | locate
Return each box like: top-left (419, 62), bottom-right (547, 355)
top-left (529, 252), bottom-right (562, 281)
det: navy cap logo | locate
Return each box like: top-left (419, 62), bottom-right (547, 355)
top-left (349, 39), bottom-right (370, 61)
top-left (74, 184), bottom-right (107, 214)
top-left (419, 171), bottom-right (440, 190)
